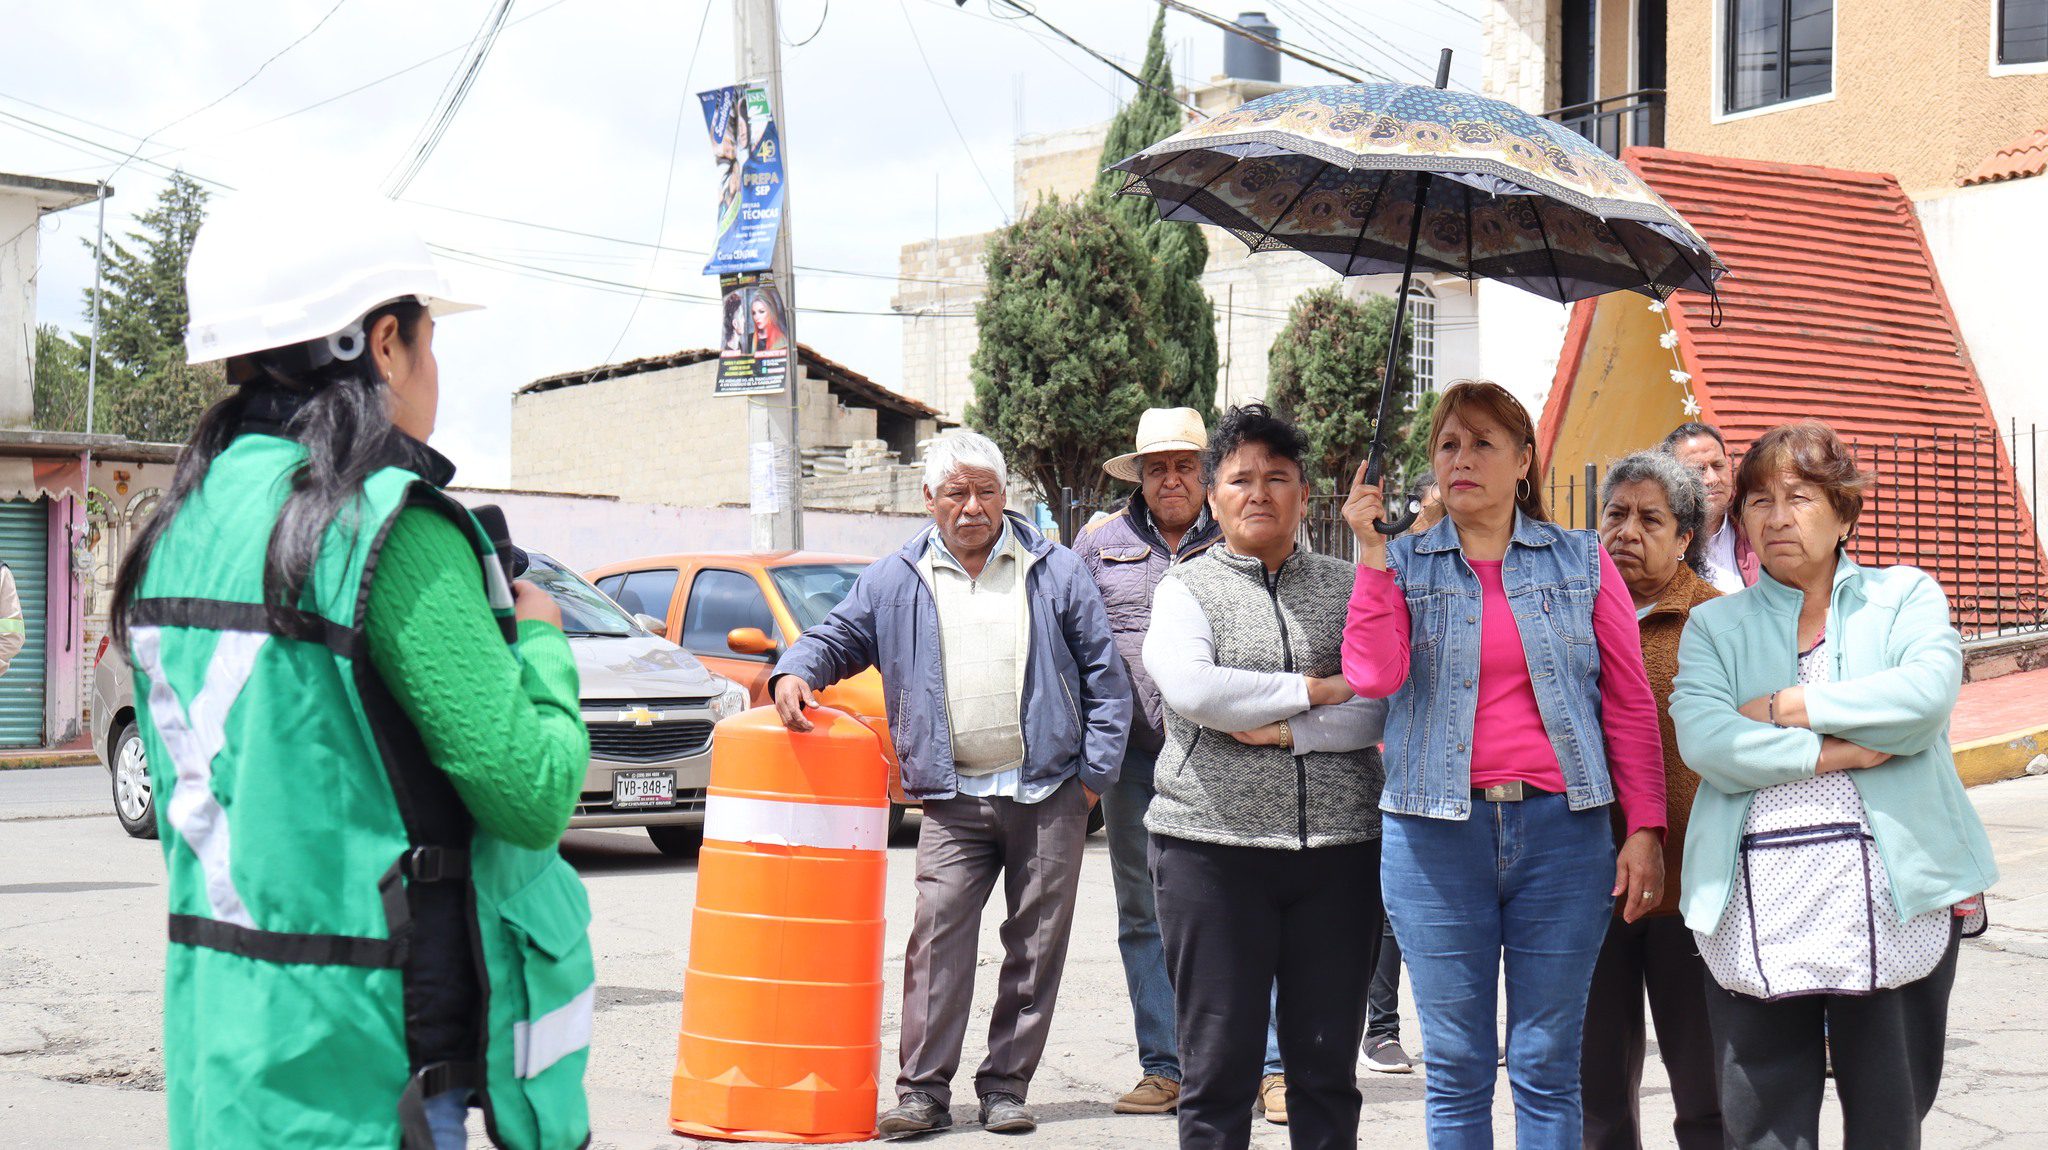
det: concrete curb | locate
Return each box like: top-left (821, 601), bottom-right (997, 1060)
top-left (0, 752), bottom-right (98, 772)
top-left (1953, 725), bottom-right (2048, 788)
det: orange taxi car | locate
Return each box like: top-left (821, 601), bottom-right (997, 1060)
top-left (585, 551), bottom-right (916, 832)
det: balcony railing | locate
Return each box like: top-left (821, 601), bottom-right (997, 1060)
top-left (1543, 89), bottom-right (1665, 158)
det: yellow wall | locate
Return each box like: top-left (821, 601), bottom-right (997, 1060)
top-left (1599, 0), bottom-right (1636, 96)
top-left (1649, 0), bottom-right (2048, 198)
top-left (1545, 295), bottom-right (1691, 498)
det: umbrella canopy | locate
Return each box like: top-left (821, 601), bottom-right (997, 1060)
top-left (1109, 83), bottom-right (1724, 303)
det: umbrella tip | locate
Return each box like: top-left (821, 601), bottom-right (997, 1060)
top-left (1435, 49), bottom-right (1453, 90)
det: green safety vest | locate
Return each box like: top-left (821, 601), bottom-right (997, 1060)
top-left (130, 431), bottom-right (594, 1149)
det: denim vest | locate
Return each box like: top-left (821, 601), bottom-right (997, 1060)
top-left (1379, 512), bottom-right (1615, 820)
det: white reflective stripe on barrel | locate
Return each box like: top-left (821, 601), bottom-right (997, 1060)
top-left (703, 795), bottom-right (889, 851)
top-left (515, 984), bottom-right (595, 1078)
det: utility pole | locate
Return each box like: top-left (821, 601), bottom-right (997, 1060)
top-left (736, 0), bottom-right (804, 550)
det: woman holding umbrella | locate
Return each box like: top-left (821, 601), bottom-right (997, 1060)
top-left (1340, 381), bottom-right (1668, 1148)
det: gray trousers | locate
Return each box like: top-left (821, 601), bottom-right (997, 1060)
top-left (897, 778), bottom-right (1090, 1107)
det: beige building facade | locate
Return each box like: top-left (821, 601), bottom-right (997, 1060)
top-left (512, 347), bottom-right (948, 514)
top-left (1482, 0), bottom-right (2048, 198)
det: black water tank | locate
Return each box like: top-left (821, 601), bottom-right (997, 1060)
top-left (1224, 12), bottom-right (1281, 82)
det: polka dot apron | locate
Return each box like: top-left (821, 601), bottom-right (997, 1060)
top-left (1695, 637), bottom-right (1964, 1000)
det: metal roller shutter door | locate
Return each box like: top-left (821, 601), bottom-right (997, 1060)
top-left (0, 501), bottom-right (47, 746)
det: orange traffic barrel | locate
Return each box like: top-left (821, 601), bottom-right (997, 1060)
top-left (670, 705), bottom-right (891, 1143)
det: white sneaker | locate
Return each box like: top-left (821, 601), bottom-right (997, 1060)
top-left (1360, 1037), bottom-right (1414, 1074)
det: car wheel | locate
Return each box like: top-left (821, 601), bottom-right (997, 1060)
top-left (1086, 800), bottom-right (1105, 837)
top-left (646, 824), bottom-right (704, 857)
top-left (110, 721), bottom-right (157, 840)
top-left (888, 802), bottom-right (908, 839)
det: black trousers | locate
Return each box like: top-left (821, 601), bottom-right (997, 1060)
top-left (1152, 835), bottom-right (1383, 1150)
top-left (1704, 918), bottom-right (1960, 1150)
top-left (1580, 914), bottom-right (1722, 1150)
top-left (1365, 915), bottom-right (1402, 1041)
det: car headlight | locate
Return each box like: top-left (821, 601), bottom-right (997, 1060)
top-left (708, 677), bottom-right (751, 722)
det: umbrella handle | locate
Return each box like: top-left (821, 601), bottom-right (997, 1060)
top-left (1363, 453), bottom-right (1419, 536)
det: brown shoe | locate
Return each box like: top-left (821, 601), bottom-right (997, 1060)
top-left (1113, 1074), bottom-right (1181, 1114)
top-left (1258, 1073), bottom-right (1288, 1125)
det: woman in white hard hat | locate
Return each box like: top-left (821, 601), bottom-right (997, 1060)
top-left (112, 193), bottom-right (593, 1150)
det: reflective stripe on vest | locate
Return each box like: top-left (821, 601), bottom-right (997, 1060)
top-left (703, 795), bottom-right (889, 851)
top-left (134, 625), bottom-right (268, 929)
top-left (514, 984), bottom-right (594, 1078)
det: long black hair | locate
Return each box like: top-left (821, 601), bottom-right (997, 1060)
top-left (112, 299), bottom-right (428, 650)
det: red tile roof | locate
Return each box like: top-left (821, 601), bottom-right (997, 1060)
top-left (1542, 147), bottom-right (2047, 635)
top-left (1962, 125), bottom-right (2048, 187)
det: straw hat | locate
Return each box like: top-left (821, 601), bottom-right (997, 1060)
top-left (1103, 408), bottom-right (1209, 484)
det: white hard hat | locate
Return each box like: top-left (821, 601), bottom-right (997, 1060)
top-left (184, 191), bottom-right (479, 365)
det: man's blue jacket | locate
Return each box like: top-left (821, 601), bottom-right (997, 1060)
top-left (772, 511), bottom-right (1131, 799)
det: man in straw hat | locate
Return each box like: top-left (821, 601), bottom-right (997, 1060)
top-left (1073, 407), bottom-right (1225, 1117)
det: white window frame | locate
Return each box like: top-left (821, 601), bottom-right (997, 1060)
top-left (1710, 0), bottom-right (1838, 124)
top-left (1991, 0), bottom-right (2048, 75)
top-left (1406, 283), bottom-right (1437, 409)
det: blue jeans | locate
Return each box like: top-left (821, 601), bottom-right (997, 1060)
top-left (1263, 983), bottom-right (1283, 1076)
top-left (423, 1088), bottom-right (471, 1150)
top-left (1102, 751), bottom-right (1180, 1080)
top-left (1381, 793), bottom-right (1615, 1150)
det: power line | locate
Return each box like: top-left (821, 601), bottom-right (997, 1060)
top-left (983, 1), bottom-right (1210, 117)
top-left (430, 243), bottom-right (974, 318)
top-left (1422, 0), bottom-right (1480, 23)
top-left (900, 0), bottom-right (1012, 221)
top-left (106, 0), bottom-right (354, 181)
top-left (1279, 0), bottom-right (1441, 86)
top-left (384, 0), bottom-right (515, 196)
top-left (31, 0), bottom-right (581, 178)
top-left (0, 108), bottom-right (236, 190)
top-left (604, 0), bottom-right (716, 363)
top-left (1151, 0), bottom-right (1368, 83)
top-left (405, 199), bottom-right (988, 288)
top-left (783, 0), bottom-right (831, 47)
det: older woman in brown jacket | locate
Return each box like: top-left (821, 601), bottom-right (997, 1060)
top-left (1581, 450), bottom-right (1723, 1150)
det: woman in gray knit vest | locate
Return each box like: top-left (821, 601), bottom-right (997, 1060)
top-left (1144, 404), bottom-right (1389, 1150)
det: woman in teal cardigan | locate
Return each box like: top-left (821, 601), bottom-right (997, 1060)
top-left (1670, 421), bottom-right (1997, 1150)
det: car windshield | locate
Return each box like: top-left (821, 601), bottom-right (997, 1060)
top-left (524, 552), bottom-right (641, 637)
top-left (769, 563), bottom-right (868, 631)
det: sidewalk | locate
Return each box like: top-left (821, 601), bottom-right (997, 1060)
top-left (1951, 665), bottom-right (2048, 785)
top-left (0, 733), bottom-right (94, 771)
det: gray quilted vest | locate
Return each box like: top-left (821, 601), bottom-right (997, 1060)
top-left (1146, 546), bottom-right (1385, 850)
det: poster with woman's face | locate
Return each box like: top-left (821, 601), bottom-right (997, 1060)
top-left (714, 272), bottom-right (790, 396)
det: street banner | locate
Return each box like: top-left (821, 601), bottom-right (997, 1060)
top-left (715, 272), bottom-right (791, 396)
top-left (699, 82), bottom-right (786, 274)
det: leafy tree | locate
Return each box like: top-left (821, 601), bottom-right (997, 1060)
top-left (40, 172), bottom-right (229, 441)
top-left (1094, 3), bottom-right (1217, 414)
top-left (967, 195), bottom-right (1161, 507)
top-left (1265, 287), bottom-right (1417, 491)
top-left (32, 325), bottom-right (89, 432)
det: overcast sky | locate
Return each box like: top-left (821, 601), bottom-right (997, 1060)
top-left (8, 0), bottom-right (1480, 485)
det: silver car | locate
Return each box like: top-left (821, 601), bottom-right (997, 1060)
top-left (94, 551), bottom-right (747, 857)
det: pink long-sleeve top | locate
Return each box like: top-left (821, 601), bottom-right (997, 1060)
top-left (1341, 548), bottom-right (1667, 838)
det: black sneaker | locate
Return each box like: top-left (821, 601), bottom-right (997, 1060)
top-left (877, 1091), bottom-right (952, 1137)
top-left (978, 1092), bottom-right (1036, 1134)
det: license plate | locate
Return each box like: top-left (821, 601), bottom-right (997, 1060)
top-left (612, 770), bottom-right (677, 810)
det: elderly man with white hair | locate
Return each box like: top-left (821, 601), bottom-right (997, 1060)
top-left (771, 430), bottom-right (1132, 1137)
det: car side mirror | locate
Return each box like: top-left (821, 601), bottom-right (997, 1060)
top-left (726, 627), bottom-right (776, 656)
top-left (633, 613), bottom-right (668, 635)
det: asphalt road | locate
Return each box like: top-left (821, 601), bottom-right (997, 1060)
top-left (4, 765), bottom-right (2046, 1148)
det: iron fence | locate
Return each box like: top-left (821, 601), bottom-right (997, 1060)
top-left (1057, 423), bottom-right (2048, 642)
top-left (1542, 89), bottom-right (1666, 158)
top-left (1543, 426), bottom-right (2048, 641)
